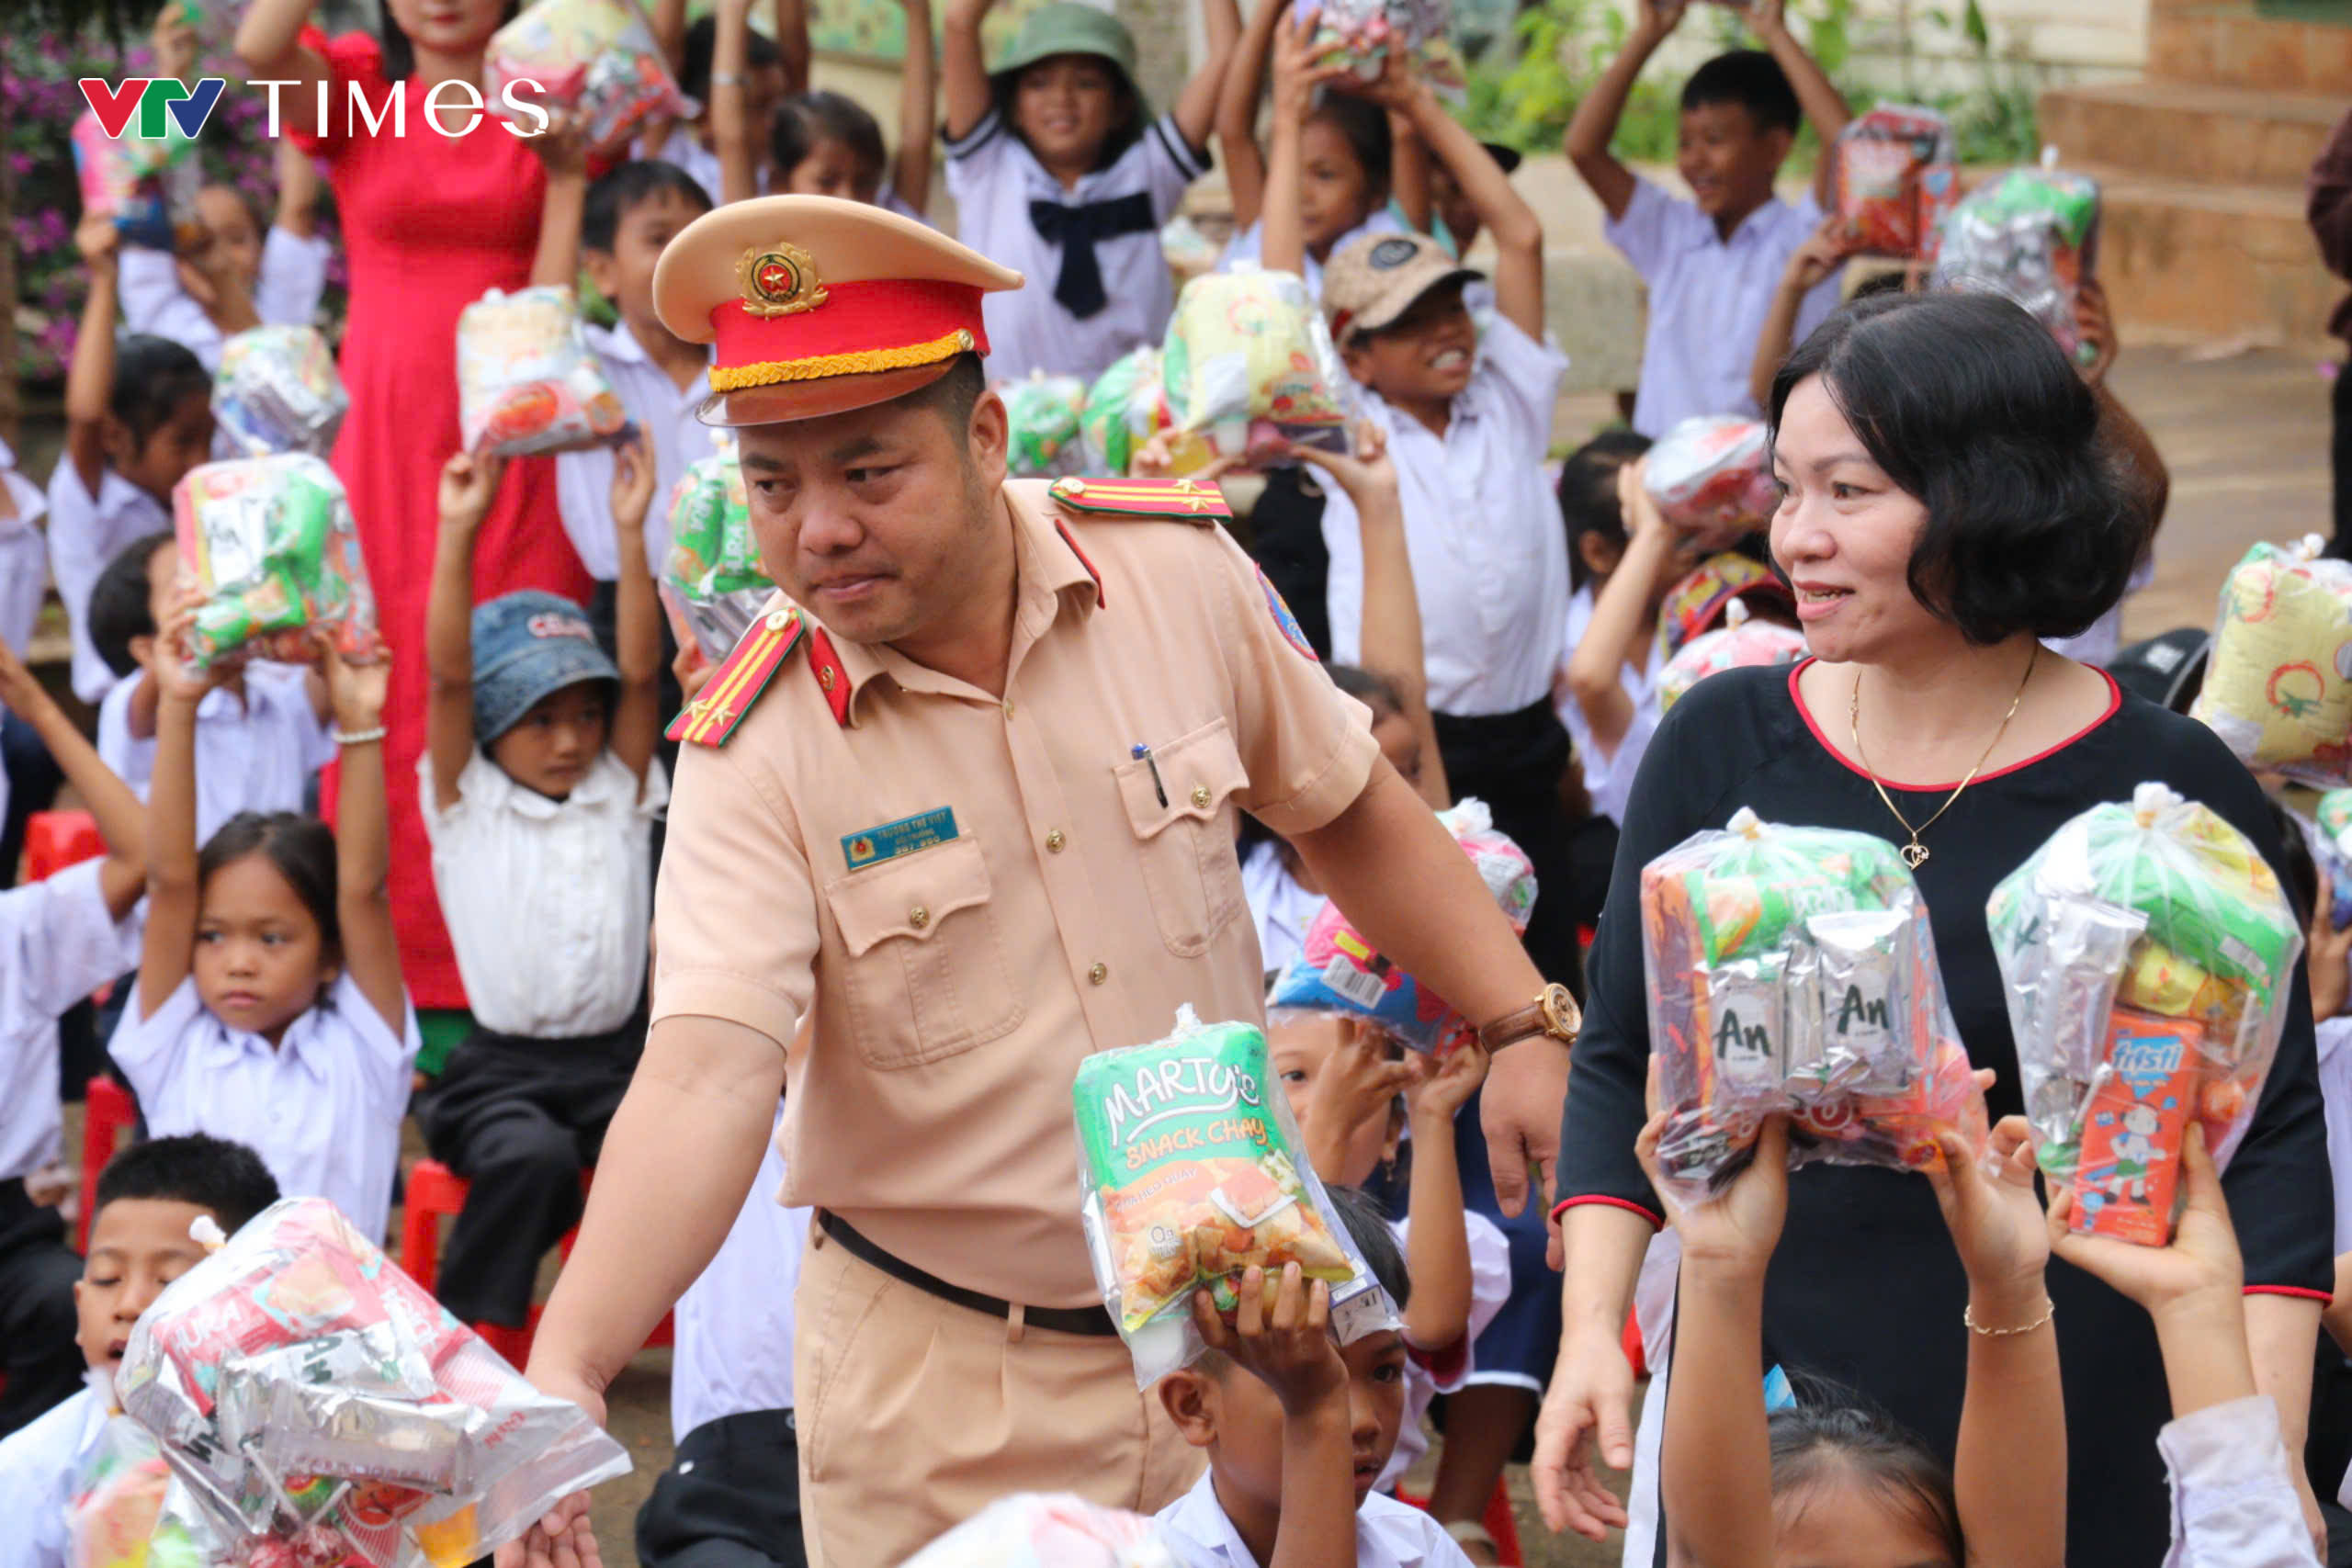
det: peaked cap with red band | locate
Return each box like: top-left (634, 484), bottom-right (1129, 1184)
top-left (653, 196), bottom-right (1025, 427)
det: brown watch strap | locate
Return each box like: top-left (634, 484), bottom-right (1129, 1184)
top-left (1478, 984), bottom-right (1580, 1051)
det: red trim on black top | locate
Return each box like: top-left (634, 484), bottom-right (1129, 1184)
top-left (2244, 1284), bottom-right (2334, 1303)
top-left (1552, 1193), bottom-right (1663, 1231)
top-left (1786, 658), bottom-right (2123, 793)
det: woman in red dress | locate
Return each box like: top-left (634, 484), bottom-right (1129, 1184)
top-left (236, 0), bottom-right (594, 1010)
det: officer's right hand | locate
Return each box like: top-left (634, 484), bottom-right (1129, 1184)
top-left (494, 1363), bottom-right (608, 1568)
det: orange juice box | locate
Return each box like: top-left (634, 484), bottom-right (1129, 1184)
top-left (2070, 1007), bottom-right (2202, 1247)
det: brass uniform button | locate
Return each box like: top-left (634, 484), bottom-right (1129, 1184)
top-left (1190, 784), bottom-right (1211, 808)
top-left (1046, 829), bottom-right (1066, 852)
top-left (1088, 962), bottom-right (1108, 986)
top-left (1003, 700), bottom-right (1015, 719)
top-left (909, 906), bottom-right (930, 930)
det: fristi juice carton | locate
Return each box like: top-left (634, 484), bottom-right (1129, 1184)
top-left (2071, 1007), bottom-right (2202, 1247)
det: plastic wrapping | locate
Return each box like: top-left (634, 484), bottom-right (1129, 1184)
top-left (1161, 269), bottom-right (1351, 468)
top-left (1644, 416), bottom-right (1778, 532)
top-left (486, 0), bottom-right (687, 148)
top-left (215, 327), bottom-right (349, 459)
top-left (1160, 216), bottom-right (1222, 283)
top-left (1830, 105), bottom-right (1959, 259)
top-left (69, 1415), bottom-right (171, 1568)
top-left (174, 455), bottom-right (379, 673)
top-left (2317, 789), bottom-right (2352, 930)
top-left (1081, 347), bottom-right (1176, 476)
top-left (899, 1494), bottom-right (1174, 1568)
top-left (1932, 159), bottom-right (2101, 365)
top-left (73, 113), bottom-right (203, 252)
top-left (1642, 807), bottom-right (1985, 1206)
top-left (1294, 0), bottom-right (1462, 87)
top-left (116, 1198), bottom-right (630, 1568)
top-left (1985, 783), bottom-right (2299, 1244)
top-left (457, 287), bottom-right (631, 457)
top-left (661, 437), bottom-right (778, 662)
top-left (1074, 1009), bottom-right (1403, 1386)
top-left (1657, 599), bottom-right (1808, 713)
top-left (2190, 535), bottom-right (2352, 785)
top-left (1003, 372), bottom-right (1092, 479)
top-left (1268, 798), bottom-right (1536, 1052)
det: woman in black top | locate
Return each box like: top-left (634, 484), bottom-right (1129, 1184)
top-left (1530, 291), bottom-right (2335, 1565)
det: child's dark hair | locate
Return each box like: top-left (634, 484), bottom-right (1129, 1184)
top-left (991, 60), bottom-right (1144, 171)
top-left (113, 335), bottom-right (210, 447)
top-left (1307, 93), bottom-right (1393, 201)
top-left (1325, 1181), bottom-right (1408, 1309)
top-left (1682, 50), bottom-right (1801, 138)
top-left (379, 0), bottom-right (522, 83)
top-left (198, 180), bottom-right (269, 240)
top-left (583, 161), bottom-right (716, 254)
top-left (679, 12), bottom-right (782, 103)
top-left (1558, 429), bottom-right (1654, 592)
top-left (1768, 1372), bottom-right (1961, 1557)
top-left (90, 533), bottom-right (173, 679)
top-left (1238, 665), bottom-right (1397, 862)
top-left (199, 813), bottom-right (343, 960)
top-left (773, 91), bottom-right (888, 190)
top-left (95, 1133), bottom-right (282, 1235)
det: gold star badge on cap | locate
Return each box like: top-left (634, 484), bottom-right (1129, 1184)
top-left (738, 242), bottom-right (830, 319)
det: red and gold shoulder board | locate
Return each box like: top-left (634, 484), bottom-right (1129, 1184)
top-left (1047, 475), bottom-right (1229, 523)
top-left (667, 607), bottom-right (806, 748)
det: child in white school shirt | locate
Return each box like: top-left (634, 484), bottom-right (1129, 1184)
top-left (708, 0), bottom-right (936, 219)
top-left (111, 609), bottom-right (417, 1246)
top-left (940, 0), bottom-right (1236, 385)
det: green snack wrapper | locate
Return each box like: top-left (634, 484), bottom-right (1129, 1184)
top-left (1002, 371), bottom-right (1091, 479)
top-left (1082, 346), bottom-right (1169, 476)
top-left (173, 455), bottom-right (379, 672)
top-left (661, 437), bottom-right (778, 661)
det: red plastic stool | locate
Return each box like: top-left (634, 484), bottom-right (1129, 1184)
top-left (78, 1077), bottom-right (138, 1252)
top-left (24, 810), bottom-right (104, 884)
top-left (1396, 1479), bottom-right (1524, 1566)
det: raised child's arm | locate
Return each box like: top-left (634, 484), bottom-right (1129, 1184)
top-left (1391, 71), bottom-right (1541, 337)
top-left (1398, 1046), bottom-right (1487, 1350)
top-left (1562, 461), bottom-right (1670, 763)
top-left (528, 113), bottom-right (590, 288)
top-left (426, 452), bottom-right (502, 812)
top-left (1561, 0), bottom-right (1683, 222)
top-left (893, 0), bottom-right (939, 207)
top-left (1747, 0), bottom-right (1849, 206)
top-left (1216, 0), bottom-right (1290, 234)
top-left (322, 636), bottom-right (405, 1038)
top-left (65, 216), bottom-right (121, 500)
top-left (135, 598), bottom-right (220, 1020)
top-left (0, 641), bottom-right (145, 918)
top-left (713, 0), bottom-right (762, 206)
top-left (609, 432), bottom-right (664, 794)
top-left (1170, 0), bottom-right (1243, 159)
top-left (941, 0), bottom-right (996, 143)
top-left (234, 0), bottom-right (332, 141)
top-left (775, 0), bottom-right (814, 96)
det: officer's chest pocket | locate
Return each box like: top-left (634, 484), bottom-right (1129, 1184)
top-left (1117, 718), bottom-right (1252, 958)
top-left (823, 837), bottom-right (1025, 1069)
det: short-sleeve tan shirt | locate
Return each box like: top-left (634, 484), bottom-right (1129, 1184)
top-left (651, 479), bottom-right (1379, 1306)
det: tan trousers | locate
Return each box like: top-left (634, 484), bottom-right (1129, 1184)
top-left (793, 1218), bottom-right (1205, 1566)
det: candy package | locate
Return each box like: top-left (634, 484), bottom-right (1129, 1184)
top-left (486, 0), bottom-right (687, 148)
top-left (69, 1415), bottom-right (171, 1568)
top-left (662, 437), bottom-right (778, 661)
top-left (1830, 105), bottom-right (1959, 259)
top-left (2190, 535), bottom-right (2352, 784)
top-left (215, 326), bottom-right (349, 459)
top-left (457, 286), bottom-right (630, 456)
top-left (1984, 782), bottom-right (2299, 1242)
top-left (174, 455), bottom-right (379, 673)
top-left (1643, 807), bottom-right (1985, 1206)
top-left (2317, 789), bottom-right (2352, 930)
top-left (1657, 600), bottom-right (1808, 713)
top-left (1268, 798), bottom-right (1536, 1052)
top-left (117, 1197), bottom-right (630, 1568)
top-left (1644, 415), bottom-right (1778, 532)
top-left (1161, 268), bottom-right (1351, 468)
top-left (73, 112), bottom-right (203, 253)
top-left (899, 1494), bottom-right (1174, 1568)
top-left (1293, 0), bottom-right (1460, 87)
top-left (1932, 157), bottom-right (2101, 364)
top-left (1082, 347), bottom-right (1173, 476)
top-left (1003, 372), bottom-right (1091, 479)
top-left (1074, 1009), bottom-right (1402, 1385)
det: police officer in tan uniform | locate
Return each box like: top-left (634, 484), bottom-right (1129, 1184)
top-left (501, 197), bottom-right (1575, 1567)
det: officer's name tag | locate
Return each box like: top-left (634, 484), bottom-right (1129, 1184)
top-left (842, 807), bottom-right (959, 871)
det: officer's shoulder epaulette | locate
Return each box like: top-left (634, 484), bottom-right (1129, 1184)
top-left (1046, 474), bottom-right (1230, 524)
top-left (667, 606), bottom-right (807, 748)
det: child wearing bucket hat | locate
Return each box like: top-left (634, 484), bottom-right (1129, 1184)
top-left (940, 0), bottom-right (1238, 383)
top-left (410, 433), bottom-right (671, 1331)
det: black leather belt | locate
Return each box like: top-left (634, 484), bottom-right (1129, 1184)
top-left (817, 1210), bottom-right (1118, 1337)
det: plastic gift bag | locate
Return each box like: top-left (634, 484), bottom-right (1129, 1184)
top-left (1003, 372), bottom-right (1091, 479)
top-left (1985, 783), bottom-right (2299, 1245)
top-left (2317, 789), bottom-right (2352, 930)
top-left (1160, 215), bottom-right (1223, 283)
top-left (457, 286), bottom-right (630, 457)
top-left (1830, 105), bottom-right (1959, 259)
top-left (116, 1197), bottom-right (630, 1568)
top-left (1161, 268), bottom-right (1351, 468)
top-left (1645, 415), bottom-right (1779, 532)
top-left (215, 326), bottom-right (349, 459)
top-left (174, 455), bottom-right (379, 673)
top-left (1294, 0), bottom-right (1453, 84)
top-left (1643, 807), bottom-right (1985, 1206)
top-left (1932, 153), bottom-right (2101, 366)
top-left (1075, 1009), bottom-right (1403, 1386)
top-left (899, 1494), bottom-right (1174, 1568)
top-left (1657, 600), bottom-right (1808, 714)
top-left (1269, 798), bottom-right (1536, 1052)
top-left (2190, 535), bottom-right (2352, 784)
top-left (69, 1415), bottom-right (171, 1568)
top-left (661, 437), bottom-right (778, 662)
top-left (73, 113), bottom-right (203, 253)
top-left (1082, 347), bottom-right (1177, 476)
top-left (486, 0), bottom-right (687, 148)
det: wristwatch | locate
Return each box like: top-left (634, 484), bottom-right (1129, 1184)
top-left (1476, 983), bottom-right (1581, 1052)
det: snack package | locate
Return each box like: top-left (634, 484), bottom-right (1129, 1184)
top-left (456, 286), bottom-right (630, 457)
top-left (1644, 415), bottom-right (1779, 532)
top-left (485, 0), bottom-right (687, 148)
top-left (1268, 799), bottom-right (1536, 1051)
top-left (1830, 105), bottom-right (1959, 259)
top-left (117, 1197), bottom-right (630, 1568)
top-left (1074, 1010), bottom-right (1402, 1385)
top-left (1931, 157), bottom-right (2101, 364)
top-left (215, 326), bottom-right (349, 459)
top-left (69, 1416), bottom-right (171, 1568)
top-left (899, 1494), bottom-right (1175, 1568)
top-left (1082, 347), bottom-right (1173, 476)
top-left (661, 437), bottom-right (779, 661)
top-left (174, 455), bottom-right (379, 672)
top-left (1984, 782), bottom-right (2299, 1242)
top-left (72, 112), bottom-right (203, 253)
top-left (1643, 807), bottom-right (1984, 1205)
top-left (1657, 600), bottom-right (1809, 713)
top-left (1161, 269), bottom-right (1351, 468)
top-left (2317, 789), bottom-right (2352, 930)
top-left (1293, 0), bottom-right (1458, 86)
top-left (1160, 215), bottom-right (1223, 283)
top-left (2069, 1010), bottom-right (2199, 1246)
top-left (1003, 372), bottom-right (1091, 479)
top-left (2190, 536), bottom-right (2352, 784)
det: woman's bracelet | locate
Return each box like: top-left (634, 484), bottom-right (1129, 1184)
top-left (1963, 1298), bottom-right (2055, 1337)
top-left (334, 726), bottom-right (388, 747)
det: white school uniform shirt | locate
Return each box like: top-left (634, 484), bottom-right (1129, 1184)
top-left (46, 464), bottom-right (169, 705)
top-left (1322, 316), bottom-right (1571, 717)
top-left (97, 664), bottom-right (332, 847)
top-left (1217, 209), bottom-right (1402, 301)
top-left (117, 226), bottom-right (335, 372)
top-left (1606, 178), bottom-right (1844, 439)
top-left (1156, 1466), bottom-right (1475, 1568)
top-left (944, 109), bottom-right (1210, 386)
top-left (0, 863), bottom-right (141, 1184)
top-left (418, 747), bottom-right (668, 1040)
top-left (638, 131), bottom-right (747, 203)
top-left (671, 1103), bottom-right (809, 1441)
top-left (1378, 1209), bottom-right (1510, 1494)
top-left (1554, 581), bottom-right (1665, 826)
top-left (2156, 1395), bottom-right (2323, 1567)
top-left (110, 973), bottom-right (419, 1243)
top-left (555, 321), bottom-right (716, 581)
top-left (0, 436), bottom-right (49, 660)
top-left (0, 1382), bottom-right (106, 1568)
top-left (1241, 839), bottom-right (1320, 979)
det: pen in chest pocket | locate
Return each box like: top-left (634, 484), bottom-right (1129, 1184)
top-left (1130, 742), bottom-right (1167, 809)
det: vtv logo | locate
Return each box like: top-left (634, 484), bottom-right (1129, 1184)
top-left (78, 77), bottom-right (227, 140)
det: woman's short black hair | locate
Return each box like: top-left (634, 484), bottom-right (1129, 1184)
top-left (114, 335), bottom-right (210, 446)
top-left (379, 0), bottom-right (522, 83)
top-left (1768, 290), bottom-right (2143, 646)
top-left (1768, 1372), bottom-right (1961, 1557)
top-left (90, 533), bottom-right (175, 679)
top-left (200, 812), bottom-right (343, 962)
top-left (1557, 429), bottom-right (1653, 592)
top-left (582, 160), bottom-right (714, 254)
top-left (772, 90), bottom-right (888, 190)
top-left (1306, 92), bottom-right (1393, 199)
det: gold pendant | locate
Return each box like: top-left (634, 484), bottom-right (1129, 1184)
top-left (1901, 841), bottom-right (1929, 869)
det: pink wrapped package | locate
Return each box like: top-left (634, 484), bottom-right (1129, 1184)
top-left (487, 0), bottom-right (688, 148)
top-left (73, 112), bottom-right (203, 252)
top-left (457, 287), bottom-right (630, 457)
top-left (899, 1494), bottom-right (1174, 1568)
top-left (1657, 599), bottom-right (1808, 713)
top-left (1644, 415), bottom-right (1779, 532)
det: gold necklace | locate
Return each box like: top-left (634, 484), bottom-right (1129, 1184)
top-left (1847, 644), bottom-right (2039, 869)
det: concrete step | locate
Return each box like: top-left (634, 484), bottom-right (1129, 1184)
top-left (2150, 0), bottom-right (2352, 95)
top-left (2039, 79), bottom-right (2346, 187)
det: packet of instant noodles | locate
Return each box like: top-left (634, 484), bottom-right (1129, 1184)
top-left (1082, 347), bottom-right (1175, 476)
top-left (1985, 782), bottom-right (2299, 1242)
top-left (73, 111), bottom-right (203, 253)
top-left (174, 455), bottom-right (379, 673)
top-left (117, 1197), bottom-right (630, 1568)
top-left (1645, 415), bottom-right (1778, 532)
top-left (1830, 105), bottom-right (1959, 259)
top-left (661, 437), bottom-right (778, 662)
top-left (1004, 372), bottom-right (1091, 479)
top-left (1932, 155), bottom-right (2102, 366)
top-left (1074, 1010), bottom-right (1402, 1386)
top-left (486, 0), bottom-right (687, 148)
top-left (457, 286), bottom-right (631, 457)
top-left (1657, 600), bottom-right (1808, 714)
top-left (2190, 535), bottom-right (2352, 785)
top-left (899, 1494), bottom-right (1175, 1568)
top-left (68, 1414), bottom-right (170, 1568)
top-left (1162, 268), bottom-right (1351, 468)
top-left (215, 326), bottom-right (348, 459)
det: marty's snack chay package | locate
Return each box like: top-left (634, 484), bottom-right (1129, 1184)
top-left (1986, 782), bottom-right (2299, 1245)
top-left (661, 436), bottom-right (778, 663)
top-left (1931, 154), bottom-right (2102, 367)
top-left (1075, 1010), bottom-right (1401, 1385)
top-left (1643, 807), bottom-right (1986, 1205)
top-left (1003, 372), bottom-right (1092, 479)
top-left (216, 325), bottom-right (349, 459)
top-left (1657, 600), bottom-right (1808, 714)
top-left (899, 1494), bottom-right (1175, 1568)
top-left (1645, 415), bottom-right (1779, 533)
top-left (485, 0), bottom-right (687, 148)
top-left (1162, 269), bottom-right (1352, 468)
top-left (174, 454), bottom-right (379, 673)
top-left (457, 286), bottom-right (630, 457)
top-left (2191, 535), bottom-right (2352, 785)
top-left (1830, 105), bottom-right (1959, 259)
